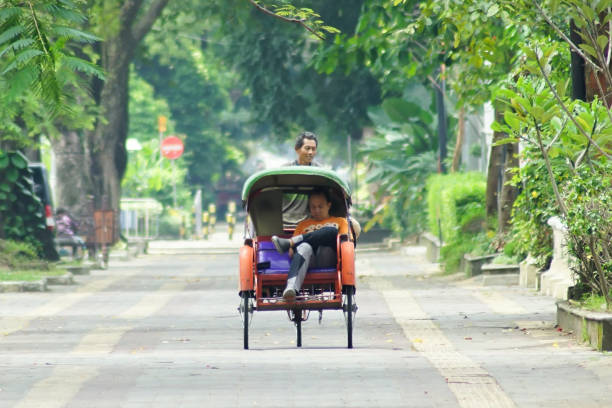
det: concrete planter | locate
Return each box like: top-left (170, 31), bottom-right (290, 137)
top-left (0, 278), bottom-right (47, 292)
top-left (62, 265), bottom-right (91, 275)
top-left (540, 217), bottom-right (575, 299)
top-left (557, 301), bottom-right (612, 351)
top-left (519, 256), bottom-right (540, 288)
top-left (478, 263), bottom-right (520, 285)
top-left (481, 263), bottom-right (520, 275)
top-left (359, 227), bottom-right (392, 244)
top-left (46, 272), bottom-right (74, 285)
top-left (462, 253), bottom-right (498, 277)
top-left (419, 232), bottom-right (443, 262)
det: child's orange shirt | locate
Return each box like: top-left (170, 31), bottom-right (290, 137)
top-left (293, 216), bottom-right (349, 236)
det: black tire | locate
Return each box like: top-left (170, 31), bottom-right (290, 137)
top-left (346, 290), bottom-right (353, 349)
top-left (242, 291), bottom-right (249, 350)
top-left (296, 313), bottom-right (302, 347)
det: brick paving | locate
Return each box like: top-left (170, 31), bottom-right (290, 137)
top-left (0, 245), bottom-right (611, 407)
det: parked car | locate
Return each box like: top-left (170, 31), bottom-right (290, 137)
top-left (28, 163), bottom-right (55, 232)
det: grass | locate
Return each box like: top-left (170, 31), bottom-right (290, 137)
top-left (569, 292), bottom-right (612, 312)
top-left (0, 268), bottom-right (67, 282)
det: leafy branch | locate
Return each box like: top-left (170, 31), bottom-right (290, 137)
top-left (246, 0), bottom-right (339, 40)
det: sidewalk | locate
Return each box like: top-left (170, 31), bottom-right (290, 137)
top-left (147, 223), bottom-right (244, 255)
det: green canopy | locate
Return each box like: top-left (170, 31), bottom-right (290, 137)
top-left (241, 166), bottom-right (352, 203)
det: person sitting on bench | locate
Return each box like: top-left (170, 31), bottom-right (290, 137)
top-left (55, 208), bottom-right (86, 258)
top-left (271, 189), bottom-right (348, 301)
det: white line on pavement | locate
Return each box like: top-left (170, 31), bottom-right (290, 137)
top-left (0, 276), bottom-right (124, 338)
top-left (470, 290), bottom-right (527, 315)
top-left (118, 281), bottom-right (186, 319)
top-left (382, 288), bottom-right (517, 408)
top-left (13, 366), bottom-right (98, 408)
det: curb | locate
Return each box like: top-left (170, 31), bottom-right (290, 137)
top-left (557, 300), bottom-right (612, 351)
top-left (0, 278), bottom-right (47, 293)
top-left (46, 272), bottom-right (75, 285)
top-left (61, 265), bottom-right (91, 275)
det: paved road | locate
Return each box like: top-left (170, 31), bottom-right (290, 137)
top-left (1, 246), bottom-right (611, 407)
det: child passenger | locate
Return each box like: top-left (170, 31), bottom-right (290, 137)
top-left (271, 189), bottom-right (348, 301)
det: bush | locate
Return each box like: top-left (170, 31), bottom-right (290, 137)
top-left (426, 172), bottom-right (489, 273)
top-left (0, 239), bottom-right (39, 268)
top-left (158, 208), bottom-right (191, 239)
top-left (426, 172), bottom-right (486, 244)
top-left (506, 145), bottom-right (560, 268)
top-left (0, 151), bottom-right (58, 260)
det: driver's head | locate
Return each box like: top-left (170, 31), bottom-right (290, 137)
top-left (308, 189), bottom-right (331, 221)
top-left (294, 131), bottom-right (318, 165)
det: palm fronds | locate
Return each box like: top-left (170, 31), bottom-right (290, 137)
top-left (0, 1), bottom-right (104, 114)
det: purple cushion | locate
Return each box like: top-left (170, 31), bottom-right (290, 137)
top-left (256, 241), bottom-right (336, 275)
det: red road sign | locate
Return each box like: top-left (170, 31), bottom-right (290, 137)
top-left (161, 136), bottom-right (184, 160)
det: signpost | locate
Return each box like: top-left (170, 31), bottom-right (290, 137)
top-left (160, 136), bottom-right (184, 207)
top-left (160, 136), bottom-right (184, 160)
top-left (157, 115), bottom-right (167, 164)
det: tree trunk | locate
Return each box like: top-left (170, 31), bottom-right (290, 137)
top-left (498, 141), bottom-right (519, 232)
top-left (51, 0), bottom-right (169, 242)
top-left (52, 129), bottom-right (92, 211)
top-left (89, 54), bottom-right (130, 212)
top-left (486, 108), bottom-right (505, 218)
top-left (451, 107), bottom-right (465, 172)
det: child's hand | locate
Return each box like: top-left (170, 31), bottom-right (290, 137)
top-left (289, 248), bottom-right (294, 258)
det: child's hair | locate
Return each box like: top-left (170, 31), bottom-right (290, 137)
top-left (310, 188), bottom-right (331, 202)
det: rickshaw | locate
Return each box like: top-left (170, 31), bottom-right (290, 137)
top-left (238, 167), bottom-right (358, 349)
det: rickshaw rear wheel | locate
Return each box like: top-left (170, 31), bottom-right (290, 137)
top-left (344, 286), bottom-right (356, 349)
top-left (242, 291), bottom-right (250, 349)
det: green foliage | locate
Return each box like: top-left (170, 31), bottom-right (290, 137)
top-left (0, 150), bottom-right (57, 260)
top-left (158, 209), bottom-right (187, 238)
top-left (0, 238), bottom-right (38, 268)
top-left (0, 0), bottom-right (103, 149)
top-left (249, 1), bottom-right (340, 39)
top-left (563, 163), bottom-right (612, 296)
top-left (441, 231), bottom-right (492, 273)
top-left (121, 140), bottom-right (190, 208)
top-left (426, 172), bottom-right (486, 244)
top-left (206, 0), bottom-right (380, 150)
top-left (0, 1), bottom-right (103, 110)
top-left (495, 26), bottom-right (612, 303)
top-left (426, 172), bottom-right (488, 273)
top-left (506, 145), bottom-right (560, 268)
top-left (359, 81), bottom-right (439, 238)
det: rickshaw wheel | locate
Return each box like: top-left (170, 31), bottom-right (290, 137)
top-left (296, 317), bottom-right (302, 347)
top-left (242, 291), bottom-right (250, 349)
top-left (343, 287), bottom-right (356, 349)
top-left (290, 309), bottom-right (303, 347)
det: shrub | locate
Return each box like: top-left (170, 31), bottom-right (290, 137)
top-left (158, 208), bottom-right (191, 239)
top-left (426, 172), bottom-right (488, 272)
top-left (506, 146), bottom-right (561, 268)
top-left (426, 172), bottom-right (486, 244)
top-left (0, 151), bottom-right (58, 260)
top-left (0, 239), bottom-right (39, 268)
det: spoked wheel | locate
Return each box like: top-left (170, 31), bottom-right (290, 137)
top-left (343, 287), bottom-right (357, 349)
top-left (289, 309), bottom-right (306, 347)
top-left (287, 309), bottom-right (309, 347)
top-left (296, 315), bottom-right (302, 347)
top-left (240, 291), bottom-right (253, 349)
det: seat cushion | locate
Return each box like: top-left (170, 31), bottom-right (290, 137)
top-left (256, 241), bottom-right (336, 274)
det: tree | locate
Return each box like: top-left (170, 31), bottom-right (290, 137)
top-left (206, 0), bottom-right (381, 154)
top-left (52, 0), bottom-right (169, 236)
top-left (0, 0), bottom-right (103, 150)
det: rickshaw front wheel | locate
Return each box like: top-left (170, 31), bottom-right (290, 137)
top-left (241, 291), bottom-right (250, 349)
top-left (343, 286), bottom-right (356, 349)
